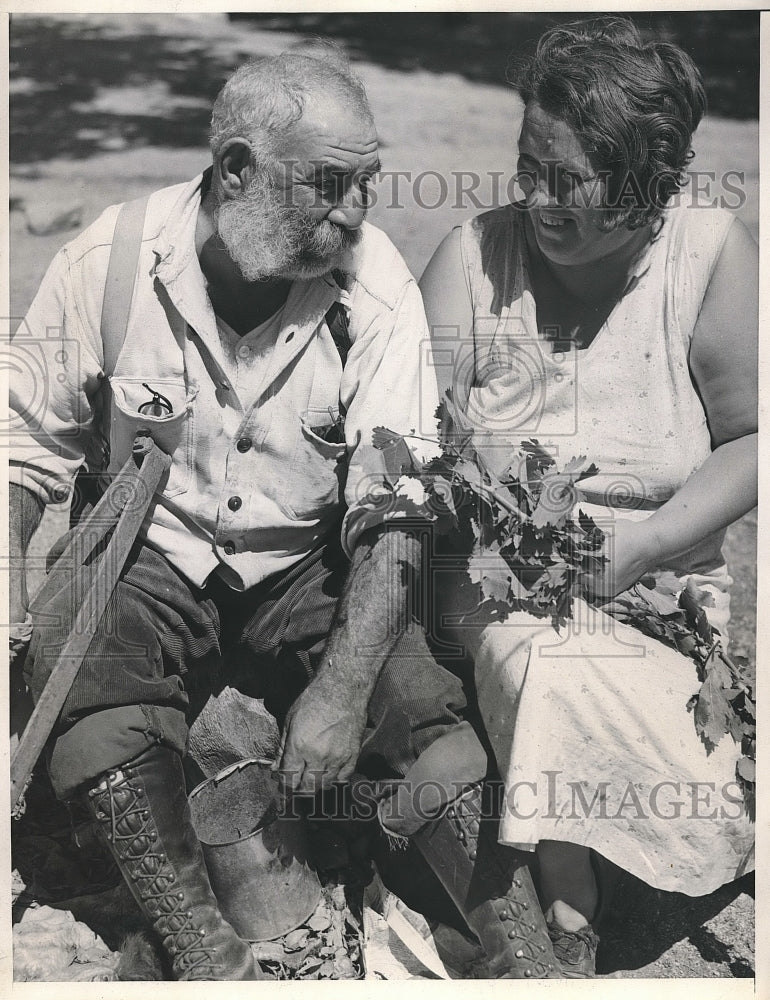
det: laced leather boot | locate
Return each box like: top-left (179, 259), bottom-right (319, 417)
top-left (83, 745), bottom-right (264, 981)
top-left (412, 781), bottom-right (560, 979)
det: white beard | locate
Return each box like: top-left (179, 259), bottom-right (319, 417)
top-left (215, 171), bottom-right (362, 282)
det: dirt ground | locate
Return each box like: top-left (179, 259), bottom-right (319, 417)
top-left (9, 12), bottom-right (757, 983)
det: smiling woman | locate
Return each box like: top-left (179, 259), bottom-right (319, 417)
top-left (511, 18), bottom-right (706, 230)
top-left (515, 103), bottom-right (655, 278)
top-left (419, 15), bottom-right (757, 979)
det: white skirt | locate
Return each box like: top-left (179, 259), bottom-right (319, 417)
top-left (469, 590), bottom-right (755, 896)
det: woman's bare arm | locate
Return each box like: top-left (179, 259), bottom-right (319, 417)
top-left (591, 218), bottom-right (758, 597)
top-left (419, 227), bottom-right (475, 400)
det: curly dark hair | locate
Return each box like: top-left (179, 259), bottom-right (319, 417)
top-left (509, 17), bottom-right (707, 230)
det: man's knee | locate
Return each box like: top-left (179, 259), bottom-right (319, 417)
top-left (371, 628), bottom-right (467, 719)
top-left (48, 704), bottom-right (188, 800)
top-left (25, 581), bottom-right (169, 718)
top-left (361, 628), bottom-right (470, 778)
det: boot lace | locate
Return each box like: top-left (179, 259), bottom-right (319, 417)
top-left (92, 767), bottom-right (218, 978)
top-left (446, 782), bottom-right (555, 978)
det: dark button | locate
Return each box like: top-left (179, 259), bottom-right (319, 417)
top-left (227, 496), bottom-right (242, 512)
top-left (223, 541), bottom-right (236, 556)
top-left (50, 484), bottom-right (70, 504)
top-left (236, 437), bottom-right (252, 453)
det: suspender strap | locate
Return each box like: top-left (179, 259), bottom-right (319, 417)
top-left (100, 195), bottom-right (150, 372)
top-left (78, 194), bottom-right (150, 498)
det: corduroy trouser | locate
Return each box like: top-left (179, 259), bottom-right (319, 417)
top-left (25, 528), bottom-right (469, 800)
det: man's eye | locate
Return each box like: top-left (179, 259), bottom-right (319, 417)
top-left (318, 174), bottom-right (345, 198)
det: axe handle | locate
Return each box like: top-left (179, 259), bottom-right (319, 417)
top-left (31, 445), bottom-right (156, 614)
top-left (11, 437), bottom-right (170, 817)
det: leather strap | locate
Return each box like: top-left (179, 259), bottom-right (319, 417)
top-left (11, 436), bottom-right (171, 818)
top-left (101, 195), bottom-right (150, 373)
top-left (82, 195), bottom-right (150, 482)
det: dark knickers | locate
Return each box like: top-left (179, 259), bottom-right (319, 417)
top-left (25, 529), bottom-right (468, 799)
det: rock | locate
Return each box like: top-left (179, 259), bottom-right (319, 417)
top-left (284, 928), bottom-right (310, 952)
top-left (13, 904), bottom-right (117, 981)
top-left (308, 912), bottom-right (332, 933)
top-left (59, 964), bottom-right (118, 982)
top-left (334, 955), bottom-right (356, 978)
top-left (187, 687), bottom-right (281, 778)
top-left (24, 201), bottom-right (83, 236)
top-left (251, 941), bottom-right (286, 963)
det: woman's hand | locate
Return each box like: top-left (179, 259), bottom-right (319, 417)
top-left (584, 517), bottom-right (662, 600)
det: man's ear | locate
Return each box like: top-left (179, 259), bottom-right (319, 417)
top-left (217, 139), bottom-right (253, 198)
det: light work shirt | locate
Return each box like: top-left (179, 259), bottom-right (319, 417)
top-left (9, 173), bottom-right (439, 589)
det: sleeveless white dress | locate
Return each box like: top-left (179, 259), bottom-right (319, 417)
top-left (450, 200), bottom-right (754, 894)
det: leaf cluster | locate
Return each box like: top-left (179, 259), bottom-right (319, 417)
top-left (602, 573), bottom-right (755, 818)
top-left (367, 393), bottom-right (756, 818)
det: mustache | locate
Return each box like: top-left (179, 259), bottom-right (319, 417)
top-left (297, 215), bottom-right (360, 256)
top-left (214, 175), bottom-right (363, 282)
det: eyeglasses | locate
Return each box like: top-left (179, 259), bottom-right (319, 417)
top-left (138, 383), bottom-right (173, 417)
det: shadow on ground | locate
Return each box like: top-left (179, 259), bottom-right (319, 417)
top-left (598, 870), bottom-right (754, 976)
top-left (10, 11), bottom-right (760, 165)
top-left (10, 18), bottom-right (238, 162)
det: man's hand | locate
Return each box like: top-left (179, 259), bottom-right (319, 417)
top-left (274, 527), bottom-right (420, 796)
top-left (584, 517), bottom-right (662, 600)
top-left (275, 670), bottom-right (367, 794)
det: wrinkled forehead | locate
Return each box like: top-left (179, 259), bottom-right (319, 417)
top-left (519, 101), bottom-right (592, 164)
top-left (277, 91), bottom-right (379, 173)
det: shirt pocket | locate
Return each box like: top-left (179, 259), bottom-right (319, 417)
top-left (109, 377), bottom-right (196, 498)
top-left (281, 407), bottom-right (347, 520)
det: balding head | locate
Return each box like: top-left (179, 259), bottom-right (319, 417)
top-left (209, 48), bottom-right (373, 165)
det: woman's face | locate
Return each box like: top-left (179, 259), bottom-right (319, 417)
top-left (517, 101), bottom-right (642, 267)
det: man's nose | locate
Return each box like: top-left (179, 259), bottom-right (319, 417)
top-left (326, 187), bottom-right (367, 230)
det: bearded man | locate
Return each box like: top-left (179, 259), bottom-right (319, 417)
top-left (10, 52), bottom-right (560, 982)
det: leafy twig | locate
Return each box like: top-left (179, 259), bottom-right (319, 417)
top-left (366, 404), bottom-right (756, 817)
